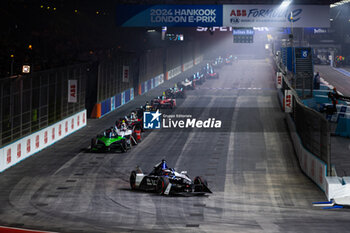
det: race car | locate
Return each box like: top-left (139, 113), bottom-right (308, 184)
top-left (224, 55), bottom-right (233, 65)
top-left (178, 78), bottom-right (195, 90)
top-left (205, 68), bottom-right (219, 79)
top-left (129, 160), bottom-right (212, 195)
top-left (192, 72), bottom-right (205, 86)
top-left (151, 96), bottom-right (176, 109)
top-left (123, 111), bottom-right (144, 133)
top-left (165, 87), bottom-right (186, 99)
top-left (212, 57), bottom-right (223, 69)
top-left (91, 128), bottom-right (129, 153)
top-left (225, 57), bottom-right (232, 65)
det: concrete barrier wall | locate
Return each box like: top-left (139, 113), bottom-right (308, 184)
top-left (0, 110), bottom-right (87, 173)
top-left (91, 87), bottom-right (135, 118)
top-left (183, 60), bottom-right (194, 72)
top-left (139, 74), bottom-right (164, 95)
top-left (276, 72), bottom-right (350, 202)
top-left (194, 56), bottom-right (203, 66)
top-left (167, 66), bottom-right (182, 80)
top-left (286, 114), bottom-right (328, 191)
top-left (275, 72), bottom-right (327, 191)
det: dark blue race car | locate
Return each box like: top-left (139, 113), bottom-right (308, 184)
top-left (129, 160), bottom-right (212, 195)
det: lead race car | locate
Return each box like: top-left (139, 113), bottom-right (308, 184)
top-left (129, 160), bottom-right (212, 195)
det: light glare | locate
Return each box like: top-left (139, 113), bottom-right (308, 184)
top-left (281, 0), bottom-right (292, 8)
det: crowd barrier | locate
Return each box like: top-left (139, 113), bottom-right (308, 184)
top-left (91, 88), bottom-right (134, 118)
top-left (0, 110), bottom-right (87, 173)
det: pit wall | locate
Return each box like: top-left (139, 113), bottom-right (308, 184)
top-left (275, 72), bottom-right (350, 201)
top-left (0, 110), bottom-right (87, 173)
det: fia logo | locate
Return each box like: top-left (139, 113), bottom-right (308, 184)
top-left (143, 110), bottom-right (162, 129)
top-left (230, 18), bottom-right (240, 24)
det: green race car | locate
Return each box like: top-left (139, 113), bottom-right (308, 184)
top-left (91, 132), bottom-right (128, 153)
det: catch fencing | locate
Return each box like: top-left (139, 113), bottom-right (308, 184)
top-left (276, 69), bottom-right (331, 180)
top-left (0, 64), bottom-right (87, 148)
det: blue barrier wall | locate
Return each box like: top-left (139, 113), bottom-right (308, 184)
top-left (99, 88), bottom-right (134, 118)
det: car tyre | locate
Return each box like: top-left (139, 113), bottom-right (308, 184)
top-left (90, 138), bottom-right (96, 151)
top-left (121, 140), bottom-right (127, 153)
top-left (156, 177), bottom-right (170, 195)
top-left (194, 176), bottom-right (208, 192)
top-left (130, 171), bottom-right (137, 190)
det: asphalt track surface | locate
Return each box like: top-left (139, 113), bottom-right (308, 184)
top-left (1, 60), bottom-right (350, 233)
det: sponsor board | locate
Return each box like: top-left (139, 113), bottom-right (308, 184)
top-left (223, 5), bottom-right (330, 28)
top-left (68, 80), bottom-right (78, 103)
top-left (168, 66), bottom-right (182, 80)
top-left (117, 5), bottom-right (329, 28)
top-left (284, 90), bottom-right (293, 113)
top-left (194, 56), bottom-right (203, 65)
top-left (276, 72), bottom-right (282, 89)
top-left (122, 65), bottom-right (130, 83)
top-left (183, 61), bottom-right (194, 71)
top-left (0, 110), bottom-right (87, 173)
top-left (117, 5), bottom-right (223, 27)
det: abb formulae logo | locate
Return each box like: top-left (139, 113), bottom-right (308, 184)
top-left (277, 75), bottom-right (282, 85)
top-left (27, 139), bottom-right (31, 153)
top-left (35, 135), bottom-right (40, 149)
top-left (71, 119), bottom-right (74, 129)
top-left (65, 121), bottom-right (68, 133)
top-left (52, 128), bottom-right (55, 140)
top-left (44, 131), bottom-right (48, 144)
top-left (230, 9), bottom-right (247, 17)
top-left (17, 143), bottom-right (21, 158)
top-left (285, 95), bottom-right (292, 108)
top-left (59, 124), bottom-right (62, 136)
top-left (83, 113), bottom-right (86, 124)
top-left (7, 149), bottom-right (11, 164)
top-left (77, 116), bottom-right (80, 127)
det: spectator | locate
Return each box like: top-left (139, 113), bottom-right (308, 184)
top-left (314, 72), bottom-right (320, 90)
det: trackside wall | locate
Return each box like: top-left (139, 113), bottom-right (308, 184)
top-left (0, 110), bottom-right (86, 173)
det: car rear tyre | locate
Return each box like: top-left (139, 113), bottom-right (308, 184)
top-left (194, 176), bottom-right (208, 192)
top-left (130, 171), bottom-right (137, 190)
top-left (90, 138), bottom-right (96, 151)
top-left (156, 177), bottom-right (170, 195)
top-left (194, 176), bottom-right (208, 186)
top-left (121, 141), bottom-right (127, 153)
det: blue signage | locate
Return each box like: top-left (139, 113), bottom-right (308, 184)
top-left (232, 28), bottom-right (254, 35)
top-left (116, 5), bottom-right (223, 27)
top-left (301, 50), bottom-right (308, 58)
